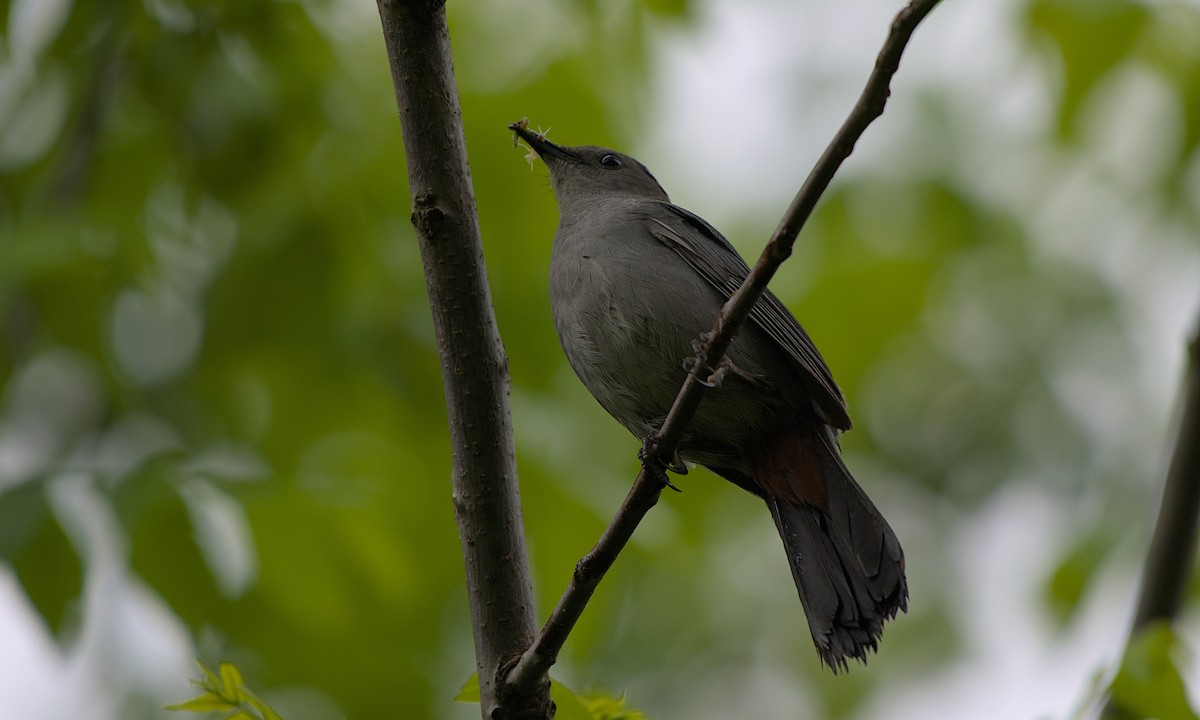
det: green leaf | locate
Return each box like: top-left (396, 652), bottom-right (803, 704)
top-left (454, 674), bottom-right (481, 703)
top-left (0, 475), bottom-right (50, 559)
top-left (244, 690), bottom-right (285, 720)
top-left (164, 693), bottom-right (233, 713)
top-left (1109, 623), bottom-right (1199, 720)
top-left (169, 660), bottom-right (283, 719)
top-left (550, 680), bottom-right (593, 720)
top-left (454, 676), bottom-right (650, 719)
top-left (197, 660), bottom-right (222, 690)
top-left (1043, 531), bottom-right (1115, 625)
top-left (4, 483), bottom-right (82, 636)
top-left (583, 693), bottom-right (651, 720)
top-left (552, 680), bottom-right (651, 720)
top-left (219, 661), bottom-right (247, 701)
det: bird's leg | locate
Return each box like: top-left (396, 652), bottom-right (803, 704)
top-left (708, 357), bottom-right (766, 388)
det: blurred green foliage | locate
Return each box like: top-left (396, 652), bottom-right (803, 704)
top-left (0, 0), bottom-right (1198, 718)
top-left (1108, 624), bottom-right (1199, 720)
top-left (1027, 0), bottom-right (1200, 209)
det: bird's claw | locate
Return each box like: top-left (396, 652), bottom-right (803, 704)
top-left (686, 332), bottom-right (745, 388)
top-left (684, 332), bottom-right (717, 383)
top-left (703, 365), bottom-right (727, 388)
top-left (639, 440), bottom-right (684, 492)
top-left (684, 356), bottom-right (740, 389)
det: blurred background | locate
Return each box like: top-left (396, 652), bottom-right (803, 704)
top-left (1, 0), bottom-right (1199, 717)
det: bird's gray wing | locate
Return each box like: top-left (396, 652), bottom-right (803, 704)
top-left (646, 201), bottom-right (851, 430)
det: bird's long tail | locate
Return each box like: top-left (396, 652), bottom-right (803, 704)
top-left (755, 426), bottom-right (908, 671)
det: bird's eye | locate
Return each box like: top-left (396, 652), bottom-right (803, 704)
top-left (599, 154), bottom-right (622, 168)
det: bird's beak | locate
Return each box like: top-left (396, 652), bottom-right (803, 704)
top-left (508, 120), bottom-right (575, 163)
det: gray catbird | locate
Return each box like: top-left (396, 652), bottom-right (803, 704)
top-left (511, 122), bottom-right (907, 671)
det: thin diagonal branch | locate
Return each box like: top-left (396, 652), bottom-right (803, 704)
top-left (374, 1), bottom-right (549, 718)
top-left (503, 0), bottom-right (943, 698)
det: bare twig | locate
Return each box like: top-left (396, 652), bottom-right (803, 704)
top-left (504, 0), bottom-right (943, 697)
top-left (373, 2), bottom-right (549, 718)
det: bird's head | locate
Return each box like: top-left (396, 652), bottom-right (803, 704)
top-left (510, 121), bottom-right (670, 207)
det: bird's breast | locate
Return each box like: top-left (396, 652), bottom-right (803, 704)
top-left (548, 223), bottom-right (694, 433)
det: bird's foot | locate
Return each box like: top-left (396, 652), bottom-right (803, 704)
top-left (685, 354), bottom-right (760, 389)
top-left (638, 438), bottom-right (684, 492)
top-left (713, 357), bottom-right (764, 387)
top-left (703, 364), bottom-right (727, 388)
top-left (684, 333), bottom-right (761, 388)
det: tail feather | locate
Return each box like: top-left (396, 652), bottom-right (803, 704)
top-left (761, 427), bottom-right (907, 671)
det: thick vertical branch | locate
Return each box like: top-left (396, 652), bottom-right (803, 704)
top-left (1102, 315), bottom-right (1200, 718)
top-left (374, 2), bottom-right (548, 718)
top-left (1131, 320), bottom-right (1200, 631)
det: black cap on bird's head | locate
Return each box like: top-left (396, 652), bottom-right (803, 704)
top-left (509, 120), bottom-right (669, 205)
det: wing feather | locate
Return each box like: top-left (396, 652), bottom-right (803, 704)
top-left (647, 202), bottom-right (851, 430)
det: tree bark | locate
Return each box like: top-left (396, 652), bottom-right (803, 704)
top-left (374, 2), bottom-right (549, 717)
